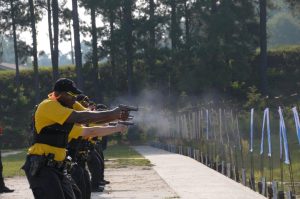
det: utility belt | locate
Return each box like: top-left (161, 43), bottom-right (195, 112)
top-left (23, 154), bottom-right (66, 177)
top-left (88, 143), bottom-right (95, 150)
top-left (77, 151), bottom-right (88, 162)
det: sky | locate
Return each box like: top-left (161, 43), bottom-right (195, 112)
top-left (20, 2), bottom-right (93, 55)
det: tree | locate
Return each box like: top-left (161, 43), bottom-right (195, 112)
top-left (147, 0), bottom-right (156, 83)
top-left (29, 0), bottom-right (40, 103)
top-left (72, 0), bottom-right (83, 89)
top-left (10, 0), bottom-right (20, 94)
top-left (176, 0), bottom-right (259, 94)
top-left (260, 0), bottom-right (268, 95)
top-left (61, 8), bottom-right (74, 64)
top-left (98, 0), bottom-right (122, 91)
top-left (123, 0), bottom-right (135, 96)
top-left (80, 0), bottom-right (102, 100)
top-left (51, 0), bottom-right (59, 81)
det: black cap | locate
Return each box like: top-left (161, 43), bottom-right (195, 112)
top-left (53, 78), bottom-right (82, 94)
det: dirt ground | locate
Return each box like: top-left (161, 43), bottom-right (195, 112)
top-left (1, 166), bottom-right (179, 199)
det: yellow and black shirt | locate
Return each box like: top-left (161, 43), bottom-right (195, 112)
top-left (28, 98), bottom-right (85, 161)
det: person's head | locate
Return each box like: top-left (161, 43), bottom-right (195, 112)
top-left (96, 104), bottom-right (108, 111)
top-left (88, 101), bottom-right (97, 111)
top-left (76, 94), bottom-right (90, 108)
top-left (52, 78), bottom-right (82, 108)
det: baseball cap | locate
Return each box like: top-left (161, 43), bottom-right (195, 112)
top-left (53, 78), bottom-right (82, 94)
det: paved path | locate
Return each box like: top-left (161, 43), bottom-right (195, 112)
top-left (2, 150), bottom-right (23, 157)
top-left (133, 145), bottom-right (266, 199)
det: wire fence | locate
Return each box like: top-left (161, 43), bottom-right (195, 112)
top-left (143, 106), bottom-right (300, 199)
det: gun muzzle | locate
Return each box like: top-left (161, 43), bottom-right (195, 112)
top-left (118, 121), bottom-right (134, 126)
top-left (109, 121), bottom-right (134, 126)
top-left (119, 104), bottom-right (139, 111)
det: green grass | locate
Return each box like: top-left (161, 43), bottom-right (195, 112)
top-left (1, 144), bottom-right (150, 177)
top-left (104, 144), bottom-right (144, 159)
top-left (2, 150), bottom-right (27, 177)
top-left (104, 144), bottom-right (151, 168)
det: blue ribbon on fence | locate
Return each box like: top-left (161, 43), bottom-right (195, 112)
top-left (292, 107), bottom-right (300, 145)
top-left (250, 108), bottom-right (254, 152)
top-left (260, 108), bottom-right (272, 157)
top-left (278, 107), bottom-right (290, 164)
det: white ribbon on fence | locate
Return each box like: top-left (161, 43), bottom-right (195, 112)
top-left (250, 108), bottom-right (254, 152)
top-left (278, 107), bottom-right (290, 164)
top-left (260, 108), bottom-right (272, 157)
top-left (206, 109), bottom-right (209, 140)
top-left (292, 107), bottom-right (300, 144)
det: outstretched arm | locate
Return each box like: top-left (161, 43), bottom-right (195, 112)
top-left (65, 107), bottom-right (128, 124)
top-left (81, 123), bottom-right (127, 138)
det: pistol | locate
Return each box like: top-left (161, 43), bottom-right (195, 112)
top-left (109, 121), bottom-right (134, 126)
top-left (119, 104), bottom-right (139, 112)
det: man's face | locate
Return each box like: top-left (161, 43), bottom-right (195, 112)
top-left (58, 92), bottom-right (77, 108)
top-left (81, 100), bottom-right (89, 108)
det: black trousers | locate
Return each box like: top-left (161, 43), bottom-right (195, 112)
top-left (71, 162), bottom-right (91, 199)
top-left (23, 156), bottom-right (80, 199)
top-left (95, 143), bottom-right (105, 180)
top-left (0, 150), bottom-right (4, 188)
top-left (87, 149), bottom-right (104, 188)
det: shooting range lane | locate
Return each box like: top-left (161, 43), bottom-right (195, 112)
top-left (133, 146), bottom-right (266, 199)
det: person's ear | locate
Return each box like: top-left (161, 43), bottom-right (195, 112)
top-left (54, 91), bottom-right (62, 99)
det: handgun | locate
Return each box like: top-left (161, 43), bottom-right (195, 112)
top-left (119, 104), bottom-right (139, 112)
top-left (109, 121), bottom-right (134, 126)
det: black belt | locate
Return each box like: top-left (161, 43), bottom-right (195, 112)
top-left (28, 154), bottom-right (65, 170)
top-left (46, 159), bottom-right (65, 169)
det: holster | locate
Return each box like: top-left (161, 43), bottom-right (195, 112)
top-left (28, 155), bottom-right (46, 177)
top-left (22, 155), bottom-right (46, 177)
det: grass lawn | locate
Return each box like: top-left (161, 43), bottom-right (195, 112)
top-left (1, 144), bottom-right (150, 177)
top-left (2, 150), bottom-right (27, 177)
top-left (104, 144), bottom-right (151, 168)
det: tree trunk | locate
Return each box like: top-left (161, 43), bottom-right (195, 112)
top-left (29, 0), bottom-right (40, 103)
top-left (184, 0), bottom-right (190, 50)
top-left (109, 7), bottom-right (116, 79)
top-left (211, 0), bottom-right (217, 13)
top-left (91, 6), bottom-right (101, 101)
top-left (10, 0), bottom-right (20, 95)
top-left (52, 0), bottom-right (59, 81)
top-left (69, 20), bottom-right (74, 65)
top-left (148, 0), bottom-right (155, 84)
top-left (47, 0), bottom-right (55, 82)
top-left (260, 0), bottom-right (268, 94)
top-left (72, 0), bottom-right (83, 89)
top-left (149, 0), bottom-right (155, 53)
top-left (170, 0), bottom-right (177, 51)
top-left (123, 0), bottom-right (133, 96)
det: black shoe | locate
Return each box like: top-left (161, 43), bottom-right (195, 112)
top-left (0, 186), bottom-right (14, 193)
top-left (101, 180), bottom-right (110, 185)
top-left (91, 186), bottom-right (104, 192)
top-left (98, 181), bottom-right (106, 186)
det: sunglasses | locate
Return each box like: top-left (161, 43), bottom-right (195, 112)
top-left (81, 96), bottom-right (89, 102)
top-left (67, 92), bottom-right (78, 98)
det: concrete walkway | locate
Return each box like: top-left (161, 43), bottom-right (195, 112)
top-left (133, 146), bottom-right (266, 199)
top-left (2, 150), bottom-right (23, 157)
